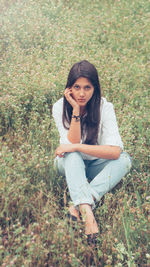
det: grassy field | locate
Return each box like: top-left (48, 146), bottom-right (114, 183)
top-left (0, 0), bottom-right (149, 266)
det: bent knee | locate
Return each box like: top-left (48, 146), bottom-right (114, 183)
top-left (64, 152), bottom-right (84, 167)
top-left (65, 151), bottom-right (82, 160)
top-left (120, 152), bottom-right (132, 173)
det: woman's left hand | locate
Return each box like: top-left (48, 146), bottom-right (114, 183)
top-left (55, 144), bottom-right (77, 158)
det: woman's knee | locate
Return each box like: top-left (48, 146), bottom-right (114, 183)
top-left (119, 152), bottom-right (132, 173)
top-left (65, 151), bottom-right (83, 162)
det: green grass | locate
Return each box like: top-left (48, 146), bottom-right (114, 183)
top-left (0, 0), bottom-right (149, 266)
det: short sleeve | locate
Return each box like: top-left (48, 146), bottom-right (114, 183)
top-left (52, 98), bottom-right (72, 144)
top-left (99, 102), bottom-right (124, 149)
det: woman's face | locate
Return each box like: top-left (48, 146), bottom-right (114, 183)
top-left (71, 77), bottom-right (94, 108)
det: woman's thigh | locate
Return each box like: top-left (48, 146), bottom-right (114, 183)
top-left (89, 152), bottom-right (132, 196)
top-left (86, 152), bottom-right (131, 184)
top-left (85, 158), bottom-right (111, 181)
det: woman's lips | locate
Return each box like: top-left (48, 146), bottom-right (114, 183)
top-left (78, 99), bottom-right (86, 102)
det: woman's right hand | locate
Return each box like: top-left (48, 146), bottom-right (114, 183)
top-left (64, 88), bottom-right (79, 109)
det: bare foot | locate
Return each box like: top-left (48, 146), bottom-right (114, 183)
top-left (80, 204), bottom-right (99, 235)
top-left (68, 205), bottom-right (80, 221)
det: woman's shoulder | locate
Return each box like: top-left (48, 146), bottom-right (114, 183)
top-left (52, 97), bottom-right (63, 110)
top-left (52, 97), bottom-right (64, 117)
top-left (100, 97), bottom-right (115, 122)
top-left (101, 97), bottom-right (113, 111)
top-left (53, 97), bottom-right (63, 106)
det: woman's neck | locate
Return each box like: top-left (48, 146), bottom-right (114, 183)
top-left (80, 107), bottom-right (86, 116)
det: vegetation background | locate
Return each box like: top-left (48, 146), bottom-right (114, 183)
top-left (0, 0), bottom-right (149, 266)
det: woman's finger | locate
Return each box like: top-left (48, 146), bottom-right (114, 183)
top-left (64, 88), bottom-right (72, 97)
top-left (55, 147), bottom-right (65, 158)
top-left (64, 88), bottom-right (79, 109)
top-left (64, 87), bottom-right (70, 93)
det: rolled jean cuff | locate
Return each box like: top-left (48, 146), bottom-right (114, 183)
top-left (74, 199), bottom-right (96, 210)
top-left (89, 186), bottom-right (101, 203)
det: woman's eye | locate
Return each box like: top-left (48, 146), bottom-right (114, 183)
top-left (85, 86), bottom-right (91, 90)
top-left (74, 85), bottom-right (80, 89)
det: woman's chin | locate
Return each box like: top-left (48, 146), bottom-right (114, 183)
top-left (78, 102), bottom-right (87, 107)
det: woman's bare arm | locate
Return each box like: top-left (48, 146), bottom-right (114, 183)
top-left (64, 88), bottom-right (81, 143)
top-left (75, 144), bottom-right (121, 159)
top-left (67, 106), bottom-right (81, 143)
top-left (55, 143), bottom-right (122, 159)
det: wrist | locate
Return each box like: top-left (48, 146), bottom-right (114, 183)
top-left (72, 114), bottom-right (81, 122)
top-left (72, 106), bottom-right (80, 116)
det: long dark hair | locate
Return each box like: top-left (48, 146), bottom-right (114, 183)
top-left (63, 60), bottom-right (101, 144)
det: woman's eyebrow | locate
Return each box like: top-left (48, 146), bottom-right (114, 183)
top-left (73, 83), bottom-right (91, 87)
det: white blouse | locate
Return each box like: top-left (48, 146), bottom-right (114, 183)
top-left (52, 97), bottom-right (124, 160)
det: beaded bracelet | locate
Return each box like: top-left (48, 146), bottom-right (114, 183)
top-left (72, 115), bottom-right (81, 121)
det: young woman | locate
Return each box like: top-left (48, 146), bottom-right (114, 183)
top-left (52, 60), bottom-right (132, 244)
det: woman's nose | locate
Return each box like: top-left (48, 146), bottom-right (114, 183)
top-left (80, 89), bottom-right (85, 96)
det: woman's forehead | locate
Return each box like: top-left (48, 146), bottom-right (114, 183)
top-left (73, 77), bottom-right (93, 85)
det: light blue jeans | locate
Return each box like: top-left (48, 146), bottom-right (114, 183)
top-left (55, 152), bottom-right (132, 209)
